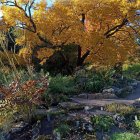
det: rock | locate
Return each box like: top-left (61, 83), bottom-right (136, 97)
top-left (53, 130), bottom-right (61, 140)
top-left (131, 82), bottom-right (138, 89)
top-left (59, 102), bottom-right (84, 110)
top-left (31, 120), bottom-right (41, 140)
top-left (88, 93), bottom-right (102, 99)
top-left (77, 93), bottom-right (88, 99)
top-left (82, 123), bottom-right (94, 132)
top-left (103, 88), bottom-right (115, 94)
top-left (124, 86), bottom-right (133, 92)
top-left (0, 93), bottom-right (4, 100)
top-left (88, 110), bottom-right (113, 116)
top-left (133, 99), bottom-right (140, 108)
top-left (115, 89), bottom-right (123, 96)
top-left (87, 93), bottom-right (118, 99)
top-left (102, 93), bottom-right (118, 99)
top-left (115, 86), bottom-right (133, 97)
top-left (113, 114), bottom-right (125, 122)
top-left (67, 112), bottom-right (91, 122)
top-left (121, 86), bottom-right (133, 93)
top-left (11, 121), bottom-right (28, 133)
top-left (4, 133), bottom-right (12, 140)
top-left (84, 106), bottom-right (90, 111)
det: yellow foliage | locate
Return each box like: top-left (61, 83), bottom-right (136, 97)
top-left (36, 48), bottom-right (54, 65)
top-left (0, 51), bottom-right (26, 66)
top-left (1, 0), bottom-right (140, 66)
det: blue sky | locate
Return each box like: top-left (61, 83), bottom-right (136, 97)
top-left (0, 0), bottom-right (55, 17)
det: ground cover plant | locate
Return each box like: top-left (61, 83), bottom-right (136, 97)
top-left (110, 132), bottom-right (140, 140)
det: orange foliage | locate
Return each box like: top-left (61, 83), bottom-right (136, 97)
top-left (1, 0), bottom-right (140, 66)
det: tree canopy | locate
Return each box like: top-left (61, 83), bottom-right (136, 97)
top-left (0, 0), bottom-right (140, 66)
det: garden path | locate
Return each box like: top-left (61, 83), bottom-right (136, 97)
top-left (71, 83), bottom-right (140, 107)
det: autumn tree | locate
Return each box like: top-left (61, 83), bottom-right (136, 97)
top-left (1, 0), bottom-right (140, 70)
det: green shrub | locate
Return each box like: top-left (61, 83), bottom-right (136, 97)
top-left (91, 115), bottom-right (114, 132)
top-left (105, 103), bottom-right (135, 115)
top-left (75, 69), bottom-right (114, 92)
top-left (123, 63), bottom-right (140, 79)
top-left (133, 120), bottom-right (140, 132)
top-left (111, 132), bottom-right (139, 140)
top-left (47, 75), bottom-right (78, 94)
top-left (54, 124), bottom-right (71, 137)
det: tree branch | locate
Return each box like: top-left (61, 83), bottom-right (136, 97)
top-left (104, 18), bottom-right (128, 38)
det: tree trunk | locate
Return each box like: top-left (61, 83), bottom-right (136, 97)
top-left (77, 45), bottom-right (90, 66)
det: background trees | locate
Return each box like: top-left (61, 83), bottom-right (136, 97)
top-left (0, 0), bottom-right (140, 73)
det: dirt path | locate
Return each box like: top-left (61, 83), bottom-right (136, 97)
top-left (71, 83), bottom-right (140, 107)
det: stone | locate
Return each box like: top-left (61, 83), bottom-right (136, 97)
top-left (131, 82), bottom-right (138, 89)
top-left (31, 120), bottom-right (41, 140)
top-left (102, 93), bottom-right (118, 99)
top-left (77, 93), bottom-right (88, 99)
top-left (59, 102), bottom-right (84, 110)
top-left (11, 121), bottom-right (28, 133)
top-left (67, 112), bottom-right (91, 122)
top-left (113, 114), bottom-right (125, 122)
top-left (115, 86), bottom-right (133, 97)
top-left (123, 86), bottom-right (133, 92)
top-left (84, 106), bottom-right (90, 111)
top-left (88, 110), bottom-right (113, 116)
top-left (87, 93), bottom-right (102, 99)
top-left (133, 99), bottom-right (140, 108)
top-left (0, 93), bottom-right (4, 100)
top-left (82, 123), bottom-right (93, 132)
top-left (53, 130), bottom-right (61, 140)
top-left (121, 86), bottom-right (133, 94)
top-left (102, 88), bottom-right (115, 94)
top-left (87, 93), bottom-right (118, 99)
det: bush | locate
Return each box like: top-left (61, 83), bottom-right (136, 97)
top-left (133, 120), bottom-right (140, 132)
top-left (123, 63), bottom-right (140, 79)
top-left (44, 75), bottom-right (78, 105)
top-left (75, 69), bottom-right (114, 93)
top-left (0, 75), bottom-right (48, 130)
top-left (91, 115), bottom-right (114, 132)
top-left (47, 75), bottom-right (78, 95)
top-left (54, 124), bottom-right (71, 137)
top-left (111, 132), bottom-right (139, 140)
